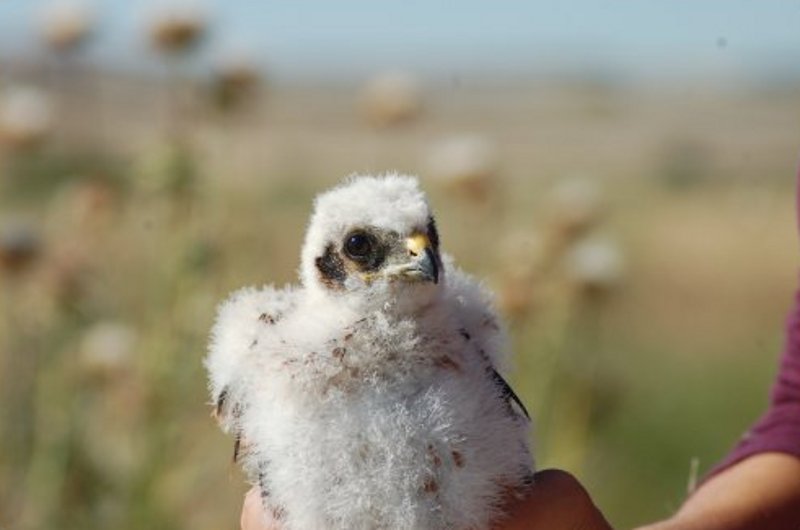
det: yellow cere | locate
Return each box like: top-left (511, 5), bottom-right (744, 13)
top-left (405, 233), bottom-right (432, 256)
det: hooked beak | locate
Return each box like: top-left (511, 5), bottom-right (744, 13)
top-left (397, 233), bottom-right (439, 284)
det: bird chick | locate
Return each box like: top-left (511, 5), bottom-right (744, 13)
top-left (206, 174), bottom-right (533, 530)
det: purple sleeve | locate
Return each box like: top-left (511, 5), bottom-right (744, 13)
top-left (705, 173), bottom-right (800, 480)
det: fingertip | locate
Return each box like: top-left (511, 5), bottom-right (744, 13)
top-left (530, 469), bottom-right (613, 530)
top-left (241, 487), bottom-right (278, 530)
top-left (530, 469), bottom-right (590, 500)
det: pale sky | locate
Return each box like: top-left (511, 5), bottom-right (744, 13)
top-left (1, 1), bottom-right (800, 83)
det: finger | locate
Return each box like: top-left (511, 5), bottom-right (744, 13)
top-left (493, 469), bottom-right (614, 530)
top-left (241, 487), bottom-right (279, 530)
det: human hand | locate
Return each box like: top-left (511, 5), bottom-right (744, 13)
top-left (241, 487), bottom-right (279, 530)
top-left (241, 469), bottom-right (613, 530)
top-left (491, 469), bottom-right (613, 530)
top-left (634, 453), bottom-right (800, 530)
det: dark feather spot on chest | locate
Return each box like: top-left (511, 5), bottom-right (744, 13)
top-left (259, 312), bottom-right (277, 324)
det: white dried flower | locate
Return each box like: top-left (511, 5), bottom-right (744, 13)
top-left (43, 246), bottom-right (91, 309)
top-left (213, 50), bottom-right (259, 88)
top-left (68, 179), bottom-right (117, 224)
top-left (498, 230), bottom-right (545, 279)
top-left (210, 49), bottom-right (261, 110)
top-left (147, 3), bottom-right (208, 55)
top-left (495, 231), bottom-right (550, 319)
top-left (548, 177), bottom-right (605, 239)
top-left (0, 86), bottom-right (53, 149)
top-left (79, 321), bottom-right (137, 377)
top-left (565, 236), bottom-right (624, 295)
top-left (360, 71), bottom-right (422, 128)
top-left (425, 134), bottom-right (498, 201)
top-left (39, 1), bottom-right (94, 52)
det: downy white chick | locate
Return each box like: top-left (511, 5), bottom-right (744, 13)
top-left (206, 174), bottom-right (533, 530)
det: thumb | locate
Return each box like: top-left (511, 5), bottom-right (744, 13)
top-left (241, 487), bottom-right (280, 530)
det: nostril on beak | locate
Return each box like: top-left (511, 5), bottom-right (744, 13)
top-left (409, 249), bottom-right (418, 257)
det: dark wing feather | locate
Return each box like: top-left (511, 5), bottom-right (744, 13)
top-left (490, 369), bottom-right (530, 420)
top-left (214, 385), bottom-right (246, 462)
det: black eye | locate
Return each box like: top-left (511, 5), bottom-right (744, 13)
top-left (344, 232), bottom-right (373, 261)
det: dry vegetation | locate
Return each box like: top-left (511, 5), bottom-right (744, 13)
top-left (1, 61), bottom-right (799, 530)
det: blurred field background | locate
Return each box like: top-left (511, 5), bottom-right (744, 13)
top-left (2, 2), bottom-right (800, 529)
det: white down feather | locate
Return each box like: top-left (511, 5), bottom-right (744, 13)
top-left (206, 174), bottom-right (533, 530)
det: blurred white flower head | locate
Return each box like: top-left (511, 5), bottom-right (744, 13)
top-left (495, 231), bottom-right (546, 318)
top-left (213, 49), bottom-right (260, 88)
top-left (147, 3), bottom-right (208, 55)
top-left (498, 230), bottom-right (545, 278)
top-left (210, 49), bottom-right (262, 110)
top-left (548, 176), bottom-right (605, 238)
top-left (360, 70), bottom-right (422, 127)
top-left (565, 236), bottom-right (625, 294)
top-left (425, 134), bottom-right (498, 200)
top-left (80, 321), bottom-right (138, 377)
top-left (0, 86), bottom-right (53, 149)
top-left (38, 0), bottom-right (95, 52)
